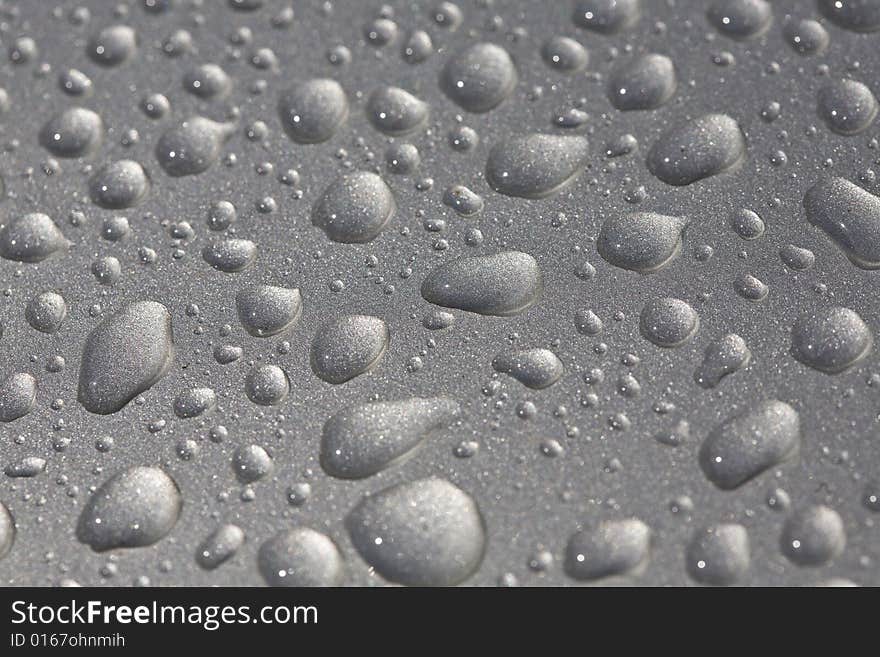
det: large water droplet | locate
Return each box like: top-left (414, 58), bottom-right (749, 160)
top-left (156, 117), bottom-right (234, 177)
top-left (39, 107), bottom-right (103, 158)
top-left (310, 315), bottom-right (389, 384)
top-left (597, 212), bottom-right (687, 273)
top-left (647, 114), bottom-right (746, 186)
top-left (278, 79), bottom-right (348, 144)
top-left (77, 301), bottom-right (174, 414)
top-left (236, 286), bottom-right (302, 337)
top-left (0, 213), bottom-right (68, 263)
top-left (790, 306), bottom-right (872, 374)
top-left (486, 134), bottom-right (589, 199)
top-left (440, 42), bottom-right (517, 113)
top-left (311, 171), bottom-right (395, 243)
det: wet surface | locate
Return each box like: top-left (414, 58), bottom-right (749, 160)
top-left (0, 0), bottom-right (879, 587)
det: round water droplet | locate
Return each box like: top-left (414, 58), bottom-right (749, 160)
top-left (0, 373), bottom-right (37, 423)
top-left (183, 63), bottom-right (231, 99)
top-left (156, 117), bottom-right (234, 177)
top-left (89, 160), bottom-right (150, 209)
top-left (366, 86), bottom-right (429, 136)
top-left (686, 524), bottom-right (750, 586)
top-left (310, 315), bottom-right (389, 384)
top-left (202, 239), bottom-right (257, 272)
top-left (817, 79), bottom-right (877, 136)
top-left (707, 0), bottom-right (772, 40)
top-left (597, 212), bottom-right (688, 273)
top-left (245, 364), bottom-right (289, 405)
top-left (694, 333), bottom-right (751, 388)
top-left (440, 42), bottom-right (517, 113)
top-left (572, 0), bottom-right (640, 33)
top-left (819, 0), bottom-right (880, 33)
top-left (39, 107), bottom-right (102, 158)
top-left (278, 79), bottom-right (348, 144)
top-left (0, 502), bottom-right (13, 559)
top-left (0, 213), bottom-right (68, 263)
top-left (311, 171), bottom-right (395, 244)
top-left (639, 297), bottom-right (699, 347)
top-left (236, 286), bottom-right (302, 337)
top-left (87, 25), bottom-right (137, 66)
top-left (25, 291), bottom-right (67, 334)
top-left (173, 387), bottom-right (217, 419)
top-left (541, 36), bottom-right (589, 73)
top-left (607, 54), bottom-right (676, 111)
top-left (781, 505), bottom-right (846, 566)
top-left (258, 528), bottom-right (343, 587)
top-left (346, 477), bottom-right (485, 586)
top-left (790, 306), bottom-right (872, 374)
top-left (77, 466), bottom-right (181, 551)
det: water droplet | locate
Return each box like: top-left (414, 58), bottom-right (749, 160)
top-left (707, 0), bottom-right (772, 40)
top-left (819, 0), bottom-right (880, 33)
top-left (39, 107), bottom-right (102, 158)
top-left (607, 54), bottom-right (676, 111)
top-left (196, 524), bottom-right (245, 570)
top-left (699, 400), bottom-right (800, 490)
top-left (258, 528), bottom-right (343, 587)
top-left (77, 466), bottom-right (181, 551)
top-left (25, 291), bottom-right (67, 333)
top-left (572, 0), bottom-right (640, 33)
top-left (781, 505), bottom-right (846, 566)
top-left (694, 334), bottom-right (751, 388)
top-left (647, 114), bottom-right (746, 186)
top-left (804, 177), bottom-right (880, 268)
top-left (486, 134), bottom-right (589, 199)
top-left (202, 239), bottom-right (257, 272)
top-left (817, 79), bottom-right (877, 135)
top-left (311, 171), bottom-right (395, 243)
top-left (686, 524), bottom-right (750, 585)
top-left (440, 43), bottom-right (517, 113)
top-left (173, 387), bottom-right (217, 419)
top-left (366, 86), bottom-right (429, 136)
top-left (0, 372), bottom-right (37, 423)
top-left (541, 36), bottom-right (589, 73)
top-left (89, 160), bottom-right (150, 209)
top-left (321, 397), bottom-right (460, 479)
top-left (78, 301), bottom-right (174, 414)
top-left (310, 315), bottom-right (389, 384)
top-left (236, 286), bottom-right (302, 337)
top-left (421, 251), bottom-right (542, 316)
top-left (564, 518), bottom-right (650, 581)
top-left (790, 306), bottom-right (872, 374)
top-left (278, 79), bottom-right (348, 144)
top-left (597, 212), bottom-right (688, 273)
top-left (346, 477), bottom-right (485, 586)
top-left (492, 349), bottom-right (564, 389)
top-left (639, 297), bottom-right (699, 347)
top-left (0, 213), bottom-right (68, 263)
top-left (156, 117), bottom-right (234, 176)
top-left (87, 25), bottom-right (137, 67)
top-left (244, 364), bottom-right (288, 405)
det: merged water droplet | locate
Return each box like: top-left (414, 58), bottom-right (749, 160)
top-left (694, 334), bottom-right (751, 388)
top-left (0, 372), bottom-right (37, 423)
top-left (686, 524), bottom-right (750, 586)
top-left (366, 86), bottom-right (429, 136)
top-left (790, 306), bottom-right (872, 374)
top-left (346, 477), bottom-right (485, 586)
top-left (0, 213), bottom-right (68, 263)
top-left (804, 177), bottom-right (880, 268)
top-left (39, 107), bottom-right (103, 158)
top-left (597, 212), bottom-right (688, 273)
top-left (311, 171), bottom-right (395, 244)
top-left (564, 518), bottom-right (651, 581)
top-left (639, 297), bottom-right (699, 347)
top-left (321, 397), bottom-right (460, 479)
top-left (607, 54), bottom-right (676, 111)
top-left (817, 79), bottom-right (877, 136)
top-left (699, 400), bottom-right (800, 490)
top-left (646, 113), bottom-right (746, 186)
top-left (77, 301), bottom-right (175, 415)
top-left (89, 160), bottom-right (150, 209)
top-left (77, 466), bottom-right (181, 551)
top-left (781, 505), bottom-right (846, 566)
top-left (258, 528), bottom-right (344, 587)
top-left (440, 42), bottom-right (517, 113)
top-left (156, 117), bottom-right (234, 177)
top-left (310, 315), bottom-right (389, 384)
top-left (491, 348), bottom-right (564, 389)
top-left (486, 134), bottom-right (589, 199)
top-left (421, 251), bottom-right (542, 317)
top-left (278, 79), bottom-right (348, 144)
top-left (236, 285), bottom-right (302, 337)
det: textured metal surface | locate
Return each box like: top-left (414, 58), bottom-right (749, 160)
top-left (0, 0), bottom-right (879, 586)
